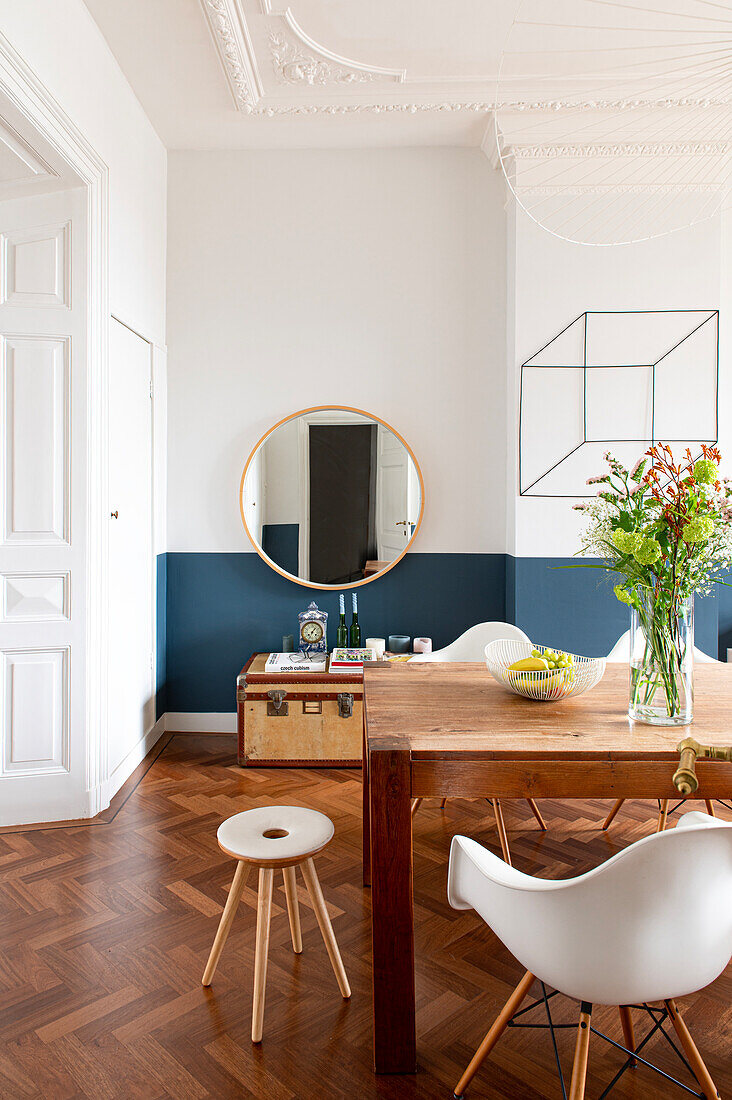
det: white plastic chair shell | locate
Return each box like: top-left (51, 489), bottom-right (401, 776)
top-left (409, 621), bottom-right (530, 663)
top-left (448, 812), bottom-right (732, 1006)
top-left (606, 629), bottom-right (719, 664)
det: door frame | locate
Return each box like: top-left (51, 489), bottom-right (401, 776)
top-left (0, 33), bottom-right (110, 817)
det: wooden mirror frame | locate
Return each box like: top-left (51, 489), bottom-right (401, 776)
top-left (239, 405), bottom-right (425, 590)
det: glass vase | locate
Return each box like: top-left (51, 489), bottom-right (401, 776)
top-left (629, 593), bottom-right (693, 725)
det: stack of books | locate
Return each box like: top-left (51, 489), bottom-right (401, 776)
top-left (265, 652), bottom-right (327, 674)
top-left (329, 647), bottom-right (376, 672)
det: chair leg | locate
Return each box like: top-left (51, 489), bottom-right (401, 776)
top-left (569, 1003), bottom-right (592, 1100)
top-left (411, 798), bottom-right (422, 818)
top-left (490, 799), bottom-right (512, 865)
top-left (300, 858), bottom-right (350, 999)
top-left (657, 799), bottom-right (670, 832)
top-left (602, 798), bottom-right (624, 830)
top-left (282, 865), bottom-right (302, 954)
top-left (665, 1000), bottom-right (720, 1100)
top-left (618, 1005), bottom-right (636, 1067)
top-left (440, 798), bottom-right (447, 809)
top-left (704, 799), bottom-right (716, 817)
top-left (453, 970), bottom-right (535, 1098)
top-left (526, 798), bottom-right (547, 831)
top-left (251, 866), bottom-right (273, 1043)
top-left (202, 860), bottom-right (250, 986)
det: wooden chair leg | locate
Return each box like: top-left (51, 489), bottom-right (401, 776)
top-left (569, 1003), bottom-right (592, 1100)
top-left (300, 858), bottom-right (351, 999)
top-left (440, 798), bottom-right (447, 809)
top-left (602, 798), bottom-right (624, 830)
top-left (665, 1000), bottom-right (719, 1100)
top-left (410, 798), bottom-right (422, 818)
top-left (526, 798), bottom-right (547, 831)
top-left (202, 860), bottom-right (250, 986)
top-left (251, 866), bottom-right (273, 1043)
top-left (657, 799), bottom-right (670, 832)
top-left (453, 970), bottom-right (535, 1098)
top-left (618, 1005), bottom-right (636, 1067)
top-left (491, 799), bottom-right (512, 866)
top-left (704, 799), bottom-right (716, 817)
top-left (282, 865), bottom-right (302, 954)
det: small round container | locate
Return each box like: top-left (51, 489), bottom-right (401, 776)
top-left (484, 639), bottom-right (605, 702)
top-left (388, 635), bottom-right (411, 654)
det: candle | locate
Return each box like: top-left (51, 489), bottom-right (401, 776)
top-left (339, 593), bottom-right (345, 615)
top-left (388, 635), bottom-right (411, 654)
top-left (366, 637), bottom-right (386, 659)
top-left (413, 637), bottom-right (432, 654)
top-left (282, 634), bottom-right (294, 653)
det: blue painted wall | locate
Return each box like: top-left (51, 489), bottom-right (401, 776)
top-left (157, 552), bottom-right (726, 712)
top-left (162, 552), bottom-right (506, 712)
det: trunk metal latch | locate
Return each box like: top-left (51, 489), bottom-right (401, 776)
top-left (337, 692), bottom-right (354, 719)
top-left (267, 690), bottom-right (289, 716)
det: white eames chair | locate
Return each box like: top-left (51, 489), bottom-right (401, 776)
top-left (449, 811), bottom-right (732, 1099)
top-left (409, 622), bottom-right (547, 861)
top-left (602, 631), bottom-right (721, 832)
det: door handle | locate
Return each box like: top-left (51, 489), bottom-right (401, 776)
top-left (110, 511), bottom-right (119, 519)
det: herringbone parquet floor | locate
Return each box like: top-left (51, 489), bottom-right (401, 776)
top-left (0, 733), bottom-right (729, 1099)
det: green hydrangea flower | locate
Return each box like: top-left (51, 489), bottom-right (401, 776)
top-left (693, 458), bottom-right (718, 485)
top-left (611, 529), bottom-right (642, 554)
top-left (614, 584), bottom-right (634, 606)
top-left (682, 516), bottom-right (714, 544)
top-left (633, 538), bottom-right (662, 565)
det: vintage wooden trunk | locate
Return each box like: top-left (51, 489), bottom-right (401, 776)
top-left (237, 653), bottom-right (363, 766)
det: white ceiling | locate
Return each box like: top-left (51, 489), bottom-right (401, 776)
top-left (82, 0), bottom-right (518, 149)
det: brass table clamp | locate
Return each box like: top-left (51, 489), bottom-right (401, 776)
top-left (672, 737), bottom-right (732, 795)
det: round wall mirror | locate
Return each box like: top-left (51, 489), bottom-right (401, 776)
top-left (240, 406), bottom-right (424, 589)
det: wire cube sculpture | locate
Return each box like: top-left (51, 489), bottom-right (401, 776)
top-left (519, 310), bottom-right (719, 497)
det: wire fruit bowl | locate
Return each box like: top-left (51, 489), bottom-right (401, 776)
top-left (484, 640), bottom-right (606, 702)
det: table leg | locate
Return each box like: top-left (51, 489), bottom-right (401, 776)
top-left (362, 721), bottom-right (371, 887)
top-left (370, 746), bottom-right (416, 1074)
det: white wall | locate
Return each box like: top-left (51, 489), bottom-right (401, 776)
top-left (507, 208), bottom-right (723, 557)
top-left (167, 148), bottom-right (507, 555)
top-left (0, 0), bottom-right (167, 346)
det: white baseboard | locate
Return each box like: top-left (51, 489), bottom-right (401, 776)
top-left (104, 714), bottom-right (167, 804)
top-left (164, 712), bottom-right (237, 733)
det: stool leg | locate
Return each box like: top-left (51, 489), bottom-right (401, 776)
top-left (202, 860), bottom-right (250, 986)
top-left (491, 799), bottom-right (512, 865)
top-left (602, 798), bottom-right (624, 830)
top-left (526, 798), bottom-right (547, 831)
top-left (657, 799), bottom-right (670, 832)
top-left (300, 858), bottom-right (350, 999)
top-left (569, 1003), bottom-right (592, 1100)
top-left (440, 798), bottom-right (447, 809)
top-left (252, 867), bottom-right (273, 1043)
top-left (665, 1000), bottom-right (719, 1100)
top-left (618, 1005), bottom-right (636, 1066)
top-left (411, 798), bottom-right (422, 817)
top-left (704, 799), bottom-right (716, 817)
top-left (282, 865), bottom-right (302, 954)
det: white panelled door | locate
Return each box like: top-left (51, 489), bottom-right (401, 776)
top-left (376, 426), bottom-right (416, 562)
top-left (0, 187), bottom-right (88, 825)
top-left (107, 320), bottom-right (154, 780)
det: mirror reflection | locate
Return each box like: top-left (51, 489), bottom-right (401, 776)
top-left (241, 408), bottom-right (422, 587)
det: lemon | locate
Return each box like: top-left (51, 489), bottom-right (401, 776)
top-left (508, 656), bottom-right (549, 672)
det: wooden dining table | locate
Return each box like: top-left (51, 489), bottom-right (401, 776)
top-left (362, 660), bottom-right (732, 1074)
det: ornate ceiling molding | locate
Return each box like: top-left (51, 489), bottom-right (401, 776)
top-left (201, 0), bottom-right (263, 108)
top-left (512, 141), bottom-right (732, 160)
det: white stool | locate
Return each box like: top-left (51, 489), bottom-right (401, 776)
top-left (202, 805), bottom-right (351, 1042)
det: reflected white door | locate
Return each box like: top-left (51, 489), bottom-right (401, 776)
top-left (376, 426), bottom-right (413, 562)
top-left (107, 320), bottom-right (154, 778)
top-left (0, 187), bottom-right (88, 825)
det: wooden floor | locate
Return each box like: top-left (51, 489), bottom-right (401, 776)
top-left (0, 733), bottom-right (730, 1100)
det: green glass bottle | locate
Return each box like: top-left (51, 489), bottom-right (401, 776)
top-left (336, 593), bottom-right (348, 648)
top-left (349, 591), bottom-right (362, 647)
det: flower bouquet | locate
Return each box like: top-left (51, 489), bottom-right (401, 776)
top-left (575, 445), bottom-right (732, 724)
